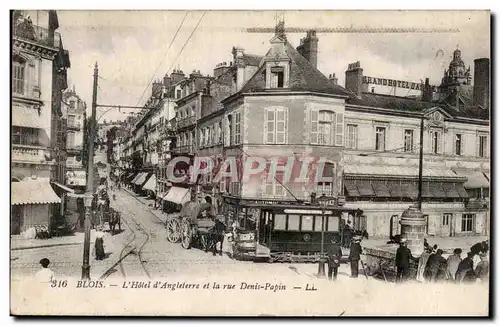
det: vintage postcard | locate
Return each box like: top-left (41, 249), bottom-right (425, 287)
top-left (10, 10), bottom-right (490, 316)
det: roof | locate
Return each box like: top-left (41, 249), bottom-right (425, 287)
top-left (12, 179), bottom-right (61, 205)
top-left (344, 164), bottom-right (466, 180)
top-left (243, 54), bottom-right (263, 66)
top-left (240, 39), bottom-right (350, 97)
top-left (12, 105), bottom-right (43, 129)
top-left (347, 92), bottom-right (436, 113)
top-left (437, 91), bottom-right (489, 120)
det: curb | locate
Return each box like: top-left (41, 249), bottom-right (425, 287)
top-left (11, 242), bottom-right (86, 251)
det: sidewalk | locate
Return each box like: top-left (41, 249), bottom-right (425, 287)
top-left (11, 231), bottom-right (101, 251)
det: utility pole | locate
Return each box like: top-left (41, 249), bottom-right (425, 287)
top-left (82, 62), bottom-right (98, 280)
top-left (417, 115), bottom-right (425, 210)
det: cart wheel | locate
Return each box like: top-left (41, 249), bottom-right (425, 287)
top-left (166, 219), bottom-right (181, 243)
top-left (181, 219), bottom-right (192, 249)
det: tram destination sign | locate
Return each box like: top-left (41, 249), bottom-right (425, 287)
top-left (362, 76), bottom-right (438, 92)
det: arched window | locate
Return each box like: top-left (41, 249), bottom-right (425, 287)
top-left (12, 56), bottom-right (26, 95)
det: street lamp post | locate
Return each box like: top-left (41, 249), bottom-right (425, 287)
top-left (81, 62), bottom-right (99, 280)
top-left (317, 194), bottom-right (336, 277)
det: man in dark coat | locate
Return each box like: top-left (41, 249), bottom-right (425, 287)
top-left (211, 215), bottom-right (227, 256)
top-left (327, 236), bottom-right (343, 281)
top-left (470, 240), bottom-right (489, 256)
top-left (424, 249), bottom-right (446, 282)
top-left (342, 221), bottom-right (353, 248)
top-left (395, 238), bottom-right (414, 283)
top-left (456, 252), bottom-right (475, 283)
top-left (348, 235), bottom-right (362, 278)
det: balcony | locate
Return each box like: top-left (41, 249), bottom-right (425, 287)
top-left (12, 144), bottom-right (50, 163)
top-left (66, 160), bottom-right (83, 169)
top-left (13, 23), bottom-right (61, 49)
top-left (67, 120), bottom-right (81, 130)
top-left (66, 144), bottom-right (83, 154)
top-left (176, 116), bottom-right (196, 129)
top-left (173, 145), bottom-right (196, 155)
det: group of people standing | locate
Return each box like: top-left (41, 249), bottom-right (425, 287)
top-left (326, 234), bottom-right (364, 280)
top-left (396, 238), bottom-right (489, 284)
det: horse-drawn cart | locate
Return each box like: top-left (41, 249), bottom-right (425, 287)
top-left (94, 188), bottom-right (121, 234)
top-left (165, 201), bottom-right (215, 250)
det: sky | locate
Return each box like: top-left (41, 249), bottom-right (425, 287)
top-left (57, 10), bottom-right (490, 122)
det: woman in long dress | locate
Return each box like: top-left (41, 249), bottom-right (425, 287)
top-left (94, 228), bottom-right (106, 260)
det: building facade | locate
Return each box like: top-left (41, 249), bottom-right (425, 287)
top-left (11, 10), bottom-right (69, 235)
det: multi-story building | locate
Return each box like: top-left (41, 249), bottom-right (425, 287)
top-left (342, 50), bottom-right (490, 238)
top-left (62, 87), bottom-right (87, 182)
top-left (11, 10), bottom-right (69, 235)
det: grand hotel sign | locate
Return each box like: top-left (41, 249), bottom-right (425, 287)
top-left (362, 76), bottom-right (438, 92)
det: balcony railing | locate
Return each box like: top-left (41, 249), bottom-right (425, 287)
top-left (66, 144), bottom-right (83, 152)
top-left (13, 23), bottom-right (61, 49)
top-left (12, 144), bottom-right (49, 163)
top-left (173, 145), bottom-right (195, 155)
top-left (176, 116), bottom-right (196, 129)
top-left (67, 121), bottom-right (81, 130)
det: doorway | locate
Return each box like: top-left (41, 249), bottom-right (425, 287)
top-left (11, 205), bottom-right (23, 235)
top-left (441, 213), bottom-right (452, 236)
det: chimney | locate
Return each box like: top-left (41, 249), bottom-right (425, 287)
top-left (422, 78), bottom-right (433, 102)
top-left (152, 80), bottom-right (163, 99)
top-left (170, 69), bottom-right (185, 84)
top-left (214, 62), bottom-right (230, 79)
top-left (329, 73), bottom-right (338, 85)
top-left (345, 61), bottom-right (366, 97)
top-left (163, 74), bottom-right (172, 88)
top-left (296, 30), bottom-right (319, 69)
top-left (473, 58), bottom-right (490, 110)
top-left (232, 46), bottom-right (246, 91)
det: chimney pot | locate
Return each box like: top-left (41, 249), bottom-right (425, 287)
top-left (473, 58), bottom-right (490, 110)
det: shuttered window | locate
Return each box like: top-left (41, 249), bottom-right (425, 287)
top-left (264, 107), bottom-right (287, 144)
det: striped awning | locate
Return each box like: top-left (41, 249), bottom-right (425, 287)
top-left (143, 174), bottom-right (157, 192)
top-left (12, 105), bottom-right (43, 129)
top-left (12, 180), bottom-right (61, 205)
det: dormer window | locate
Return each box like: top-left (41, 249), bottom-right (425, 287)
top-left (270, 66), bottom-right (284, 88)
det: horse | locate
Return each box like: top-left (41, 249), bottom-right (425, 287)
top-left (108, 209), bottom-right (121, 234)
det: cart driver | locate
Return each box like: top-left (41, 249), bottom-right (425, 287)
top-left (199, 196), bottom-right (215, 219)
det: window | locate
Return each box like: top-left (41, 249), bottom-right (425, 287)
top-left (206, 127), bottom-right (211, 146)
top-left (375, 127), bottom-right (386, 151)
top-left (176, 90), bottom-right (181, 99)
top-left (287, 215), bottom-right (300, 231)
top-left (346, 124), bottom-right (358, 149)
top-left (461, 214), bottom-right (475, 232)
top-left (230, 182), bottom-right (240, 196)
top-left (314, 216), bottom-right (324, 231)
top-left (67, 131), bottom-right (75, 148)
top-left (234, 112), bottom-right (242, 145)
top-left (265, 108), bottom-right (287, 144)
top-left (270, 67), bottom-right (284, 88)
top-left (316, 182), bottom-right (333, 196)
top-left (69, 100), bottom-right (75, 109)
top-left (318, 111), bottom-right (333, 145)
top-left (327, 216), bottom-right (339, 232)
top-left (13, 57), bottom-right (26, 95)
top-left (191, 131), bottom-right (195, 147)
top-left (430, 130), bottom-right (442, 154)
top-left (442, 213), bottom-right (452, 226)
top-left (220, 178), bottom-right (227, 193)
top-left (264, 180), bottom-right (286, 197)
top-left (191, 106), bottom-right (196, 117)
top-left (274, 214), bottom-right (287, 230)
top-left (404, 129), bottom-right (414, 152)
top-left (227, 115), bottom-right (233, 146)
top-left (199, 129), bottom-right (205, 147)
top-left (301, 215), bottom-right (314, 231)
top-left (478, 135), bottom-right (488, 157)
top-left (455, 134), bottom-right (463, 155)
top-left (218, 121), bottom-right (223, 143)
top-left (12, 127), bottom-right (38, 146)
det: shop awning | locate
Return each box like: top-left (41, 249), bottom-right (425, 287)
top-left (126, 173), bottom-right (135, 180)
top-left (356, 180), bottom-right (375, 197)
top-left (344, 164), bottom-right (461, 179)
top-left (371, 180), bottom-right (391, 197)
top-left (12, 105), bottom-right (43, 129)
top-left (162, 187), bottom-right (191, 205)
top-left (51, 181), bottom-right (75, 193)
top-left (130, 174), bottom-right (141, 184)
top-left (344, 180), bottom-right (360, 197)
top-left (453, 170), bottom-right (489, 189)
top-left (143, 174), bottom-right (157, 192)
top-left (12, 180), bottom-right (61, 205)
top-left (134, 173), bottom-right (148, 185)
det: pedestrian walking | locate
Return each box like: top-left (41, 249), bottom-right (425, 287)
top-left (474, 253), bottom-right (489, 283)
top-left (327, 236), bottom-right (342, 281)
top-left (456, 252), bottom-right (475, 283)
top-left (395, 238), bottom-right (414, 283)
top-left (446, 248), bottom-right (462, 282)
top-left (94, 227), bottom-right (106, 260)
top-left (34, 258), bottom-right (55, 283)
top-left (348, 235), bottom-right (362, 278)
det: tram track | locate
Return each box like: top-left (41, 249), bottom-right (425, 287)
top-left (99, 191), bottom-right (152, 280)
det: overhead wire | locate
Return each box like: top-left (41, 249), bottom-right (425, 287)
top-left (135, 11), bottom-right (190, 107)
